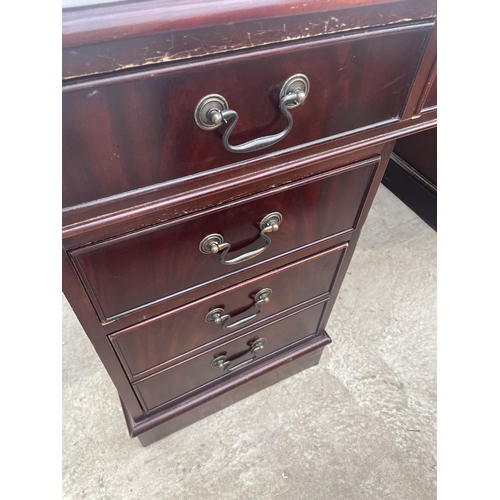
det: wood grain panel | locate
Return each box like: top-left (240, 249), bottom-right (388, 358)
top-left (62, 0), bottom-right (407, 48)
top-left (414, 57), bottom-right (437, 115)
top-left (110, 243), bottom-right (347, 380)
top-left (422, 71), bottom-right (437, 110)
top-left (62, 24), bottom-right (430, 207)
top-left (70, 158), bottom-right (376, 323)
top-left (134, 301), bottom-right (326, 412)
top-left (129, 332), bottom-right (331, 444)
top-left (62, 0), bottom-right (436, 80)
top-left (393, 128), bottom-right (436, 186)
top-left (61, 0), bottom-right (438, 445)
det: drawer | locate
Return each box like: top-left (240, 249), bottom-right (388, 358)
top-left (110, 243), bottom-right (347, 380)
top-left (133, 301), bottom-right (326, 413)
top-left (62, 23), bottom-right (431, 208)
top-left (70, 158), bottom-right (375, 324)
top-left (423, 71), bottom-right (437, 110)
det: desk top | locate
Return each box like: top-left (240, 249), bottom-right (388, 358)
top-left (62, 0), bottom-right (436, 80)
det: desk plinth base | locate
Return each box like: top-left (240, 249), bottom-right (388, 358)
top-left (119, 331), bottom-right (331, 447)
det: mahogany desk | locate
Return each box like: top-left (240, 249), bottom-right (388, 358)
top-left (62, 0), bottom-right (437, 445)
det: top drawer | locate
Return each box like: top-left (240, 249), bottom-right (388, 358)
top-left (62, 23), bottom-right (431, 208)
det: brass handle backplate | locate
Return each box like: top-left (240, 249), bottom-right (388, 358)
top-left (199, 212), bottom-right (282, 265)
top-left (211, 337), bottom-right (267, 373)
top-left (205, 288), bottom-right (272, 330)
top-left (194, 74), bottom-right (309, 154)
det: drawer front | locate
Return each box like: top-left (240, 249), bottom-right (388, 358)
top-left (133, 301), bottom-right (326, 412)
top-left (110, 243), bottom-right (347, 380)
top-left (62, 24), bottom-right (431, 208)
top-left (423, 72), bottom-right (437, 110)
top-left (70, 158), bottom-right (375, 324)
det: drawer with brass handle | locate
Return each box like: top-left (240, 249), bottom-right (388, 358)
top-left (132, 301), bottom-right (327, 413)
top-left (70, 158), bottom-right (376, 328)
top-left (62, 0), bottom-right (437, 447)
top-left (109, 243), bottom-right (348, 382)
top-left (210, 338), bottom-right (267, 373)
top-left (194, 74), bottom-right (309, 154)
top-left (62, 23), bottom-right (432, 209)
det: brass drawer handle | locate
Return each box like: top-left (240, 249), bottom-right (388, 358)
top-left (211, 338), bottom-right (267, 373)
top-left (199, 212), bottom-right (282, 266)
top-left (194, 74), bottom-right (309, 154)
top-left (205, 288), bottom-right (272, 330)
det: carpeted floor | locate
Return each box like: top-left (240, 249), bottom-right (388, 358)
top-left (62, 184), bottom-right (437, 499)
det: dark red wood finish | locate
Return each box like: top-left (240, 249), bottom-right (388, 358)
top-left (62, 0), bottom-right (438, 445)
top-left (400, 21), bottom-right (436, 120)
top-left (62, 0), bottom-right (436, 80)
top-left (132, 332), bottom-right (331, 445)
top-left (382, 128), bottom-right (437, 229)
top-left (70, 158), bottom-right (375, 324)
top-left (423, 68), bottom-right (437, 111)
top-left (134, 301), bottom-right (326, 412)
top-left (393, 128), bottom-right (437, 186)
top-left (410, 21), bottom-right (436, 118)
top-left (110, 243), bottom-right (347, 380)
top-left (62, 0), bottom-right (417, 48)
top-left (61, 139), bottom-right (422, 432)
top-left (62, 23), bottom-right (430, 208)
top-left (62, 114), bottom-right (435, 242)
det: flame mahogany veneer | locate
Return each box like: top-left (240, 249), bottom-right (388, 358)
top-left (62, 0), bottom-right (437, 445)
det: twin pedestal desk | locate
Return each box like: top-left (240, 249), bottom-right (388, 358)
top-left (62, 0), bottom-right (437, 445)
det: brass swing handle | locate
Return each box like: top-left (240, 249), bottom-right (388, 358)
top-left (199, 212), bottom-right (283, 266)
top-left (194, 74), bottom-right (309, 154)
top-left (211, 338), bottom-right (267, 373)
top-left (215, 92), bottom-right (301, 153)
top-left (205, 288), bottom-right (272, 330)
